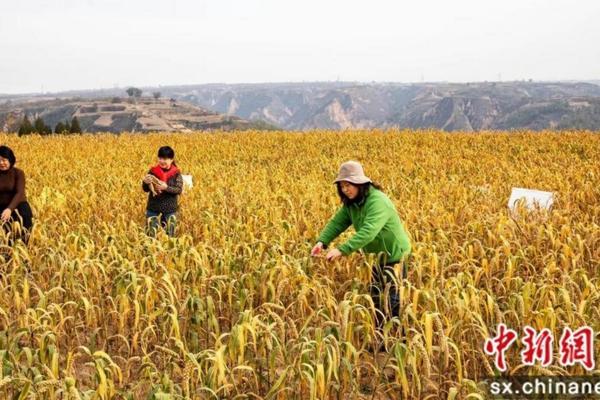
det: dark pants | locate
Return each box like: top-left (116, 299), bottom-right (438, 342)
top-left (2, 201), bottom-right (33, 245)
top-left (370, 259), bottom-right (408, 329)
top-left (146, 210), bottom-right (177, 237)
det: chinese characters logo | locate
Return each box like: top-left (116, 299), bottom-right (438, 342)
top-left (484, 324), bottom-right (594, 371)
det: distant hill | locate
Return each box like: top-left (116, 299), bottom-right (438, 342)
top-left (162, 81), bottom-right (600, 131)
top-left (2, 81), bottom-right (600, 131)
top-left (0, 97), bottom-right (278, 133)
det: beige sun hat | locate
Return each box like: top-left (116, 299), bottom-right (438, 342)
top-left (334, 160), bottom-right (372, 184)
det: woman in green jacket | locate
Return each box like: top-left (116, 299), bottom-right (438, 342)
top-left (311, 160), bottom-right (412, 327)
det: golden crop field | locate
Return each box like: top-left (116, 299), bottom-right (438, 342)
top-left (0, 130), bottom-right (599, 399)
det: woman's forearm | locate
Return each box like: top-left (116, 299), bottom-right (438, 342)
top-left (164, 175), bottom-right (183, 194)
top-left (317, 206), bottom-right (351, 246)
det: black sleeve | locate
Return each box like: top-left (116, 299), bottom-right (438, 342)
top-left (8, 169), bottom-right (26, 210)
top-left (164, 173), bottom-right (183, 194)
top-left (142, 170), bottom-right (152, 192)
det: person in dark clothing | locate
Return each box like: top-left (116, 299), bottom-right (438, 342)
top-left (0, 145), bottom-right (33, 245)
top-left (142, 146), bottom-right (183, 237)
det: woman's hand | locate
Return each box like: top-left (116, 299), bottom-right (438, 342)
top-left (311, 242), bottom-right (324, 256)
top-left (1, 208), bottom-right (11, 222)
top-left (151, 180), bottom-right (168, 194)
top-left (325, 248), bottom-right (342, 262)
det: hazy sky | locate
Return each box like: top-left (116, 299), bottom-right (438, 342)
top-left (1, 0), bottom-right (599, 94)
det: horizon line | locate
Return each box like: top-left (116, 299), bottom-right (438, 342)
top-left (2, 77), bottom-right (600, 97)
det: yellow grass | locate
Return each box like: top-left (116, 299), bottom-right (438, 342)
top-left (0, 129), bottom-right (598, 399)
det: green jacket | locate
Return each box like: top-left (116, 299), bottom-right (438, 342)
top-left (317, 187), bottom-right (411, 264)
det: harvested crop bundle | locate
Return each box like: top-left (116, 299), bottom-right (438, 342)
top-left (148, 175), bottom-right (163, 196)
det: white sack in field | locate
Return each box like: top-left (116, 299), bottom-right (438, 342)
top-left (508, 187), bottom-right (554, 212)
top-left (182, 174), bottom-right (193, 191)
